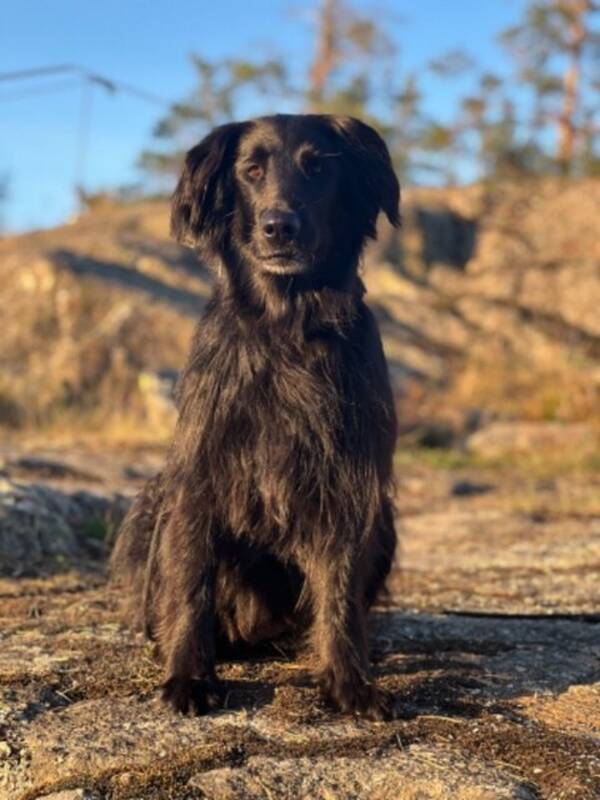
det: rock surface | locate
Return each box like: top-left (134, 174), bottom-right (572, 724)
top-left (0, 480), bottom-right (130, 578)
top-left (465, 421), bottom-right (598, 460)
top-left (0, 447), bottom-right (599, 799)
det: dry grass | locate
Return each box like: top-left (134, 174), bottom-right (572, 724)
top-left (450, 346), bottom-right (598, 424)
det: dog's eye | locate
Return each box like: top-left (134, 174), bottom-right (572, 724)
top-left (303, 156), bottom-right (323, 176)
top-left (246, 164), bottom-right (264, 181)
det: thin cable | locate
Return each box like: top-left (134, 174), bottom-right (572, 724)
top-left (0, 64), bottom-right (77, 82)
top-left (0, 64), bottom-right (170, 107)
top-left (75, 79), bottom-right (93, 206)
top-left (0, 80), bottom-right (81, 102)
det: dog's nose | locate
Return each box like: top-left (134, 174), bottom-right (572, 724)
top-left (260, 210), bottom-right (301, 243)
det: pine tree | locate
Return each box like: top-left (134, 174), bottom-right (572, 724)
top-left (500, 0), bottom-right (600, 175)
top-left (138, 1), bottom-right (397, 179)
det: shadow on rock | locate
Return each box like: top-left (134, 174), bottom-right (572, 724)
top-left (371, 610), bottom-right (600, 720)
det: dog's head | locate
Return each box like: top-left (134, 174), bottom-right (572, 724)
top-left (171, 114), bottom-right (400, 294)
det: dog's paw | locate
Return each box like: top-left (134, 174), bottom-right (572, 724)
top-left (320, 671), bottom-right (396, 721)
top-left (161, 675), bottom-right (225, 716)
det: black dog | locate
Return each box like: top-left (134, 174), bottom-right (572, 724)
top-left (111, 113), bottom-right (400, 720)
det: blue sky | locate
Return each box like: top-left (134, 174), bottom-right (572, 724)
top-left (1, 1), bottom-right (526, 232)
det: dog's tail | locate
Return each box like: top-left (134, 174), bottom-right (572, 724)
top-left (109, 472), bottom-right (165, 631)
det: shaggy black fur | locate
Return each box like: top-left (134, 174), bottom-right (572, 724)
top-left (110, 113), bottom-right (400, 720)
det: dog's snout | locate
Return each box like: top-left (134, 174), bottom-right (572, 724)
top-left (260, 210), bottom-right (301, 243)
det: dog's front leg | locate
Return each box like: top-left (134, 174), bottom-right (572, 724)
top-left (155, 491), bottom-right (224, 715)
top-left (302, 545), bottom-right (394, 721)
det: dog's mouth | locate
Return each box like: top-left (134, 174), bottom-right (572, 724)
top-left (257, 252), bottom-right (311, 276)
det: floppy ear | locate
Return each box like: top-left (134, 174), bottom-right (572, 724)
top-left (170, 121), bottom-right (249, 256)
top-left (328, 115), bottom-right (400, 238)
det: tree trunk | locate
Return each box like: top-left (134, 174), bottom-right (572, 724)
top-left (556, 0), bottom-right (592, 174)
top-left (308, 0), bottom-right (340, 110)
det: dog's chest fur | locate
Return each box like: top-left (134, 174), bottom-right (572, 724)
top-left (172, 295), bottom-right (393, 546)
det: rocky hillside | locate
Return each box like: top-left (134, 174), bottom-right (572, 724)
top-left (0, 178), bottom-right (598, 444)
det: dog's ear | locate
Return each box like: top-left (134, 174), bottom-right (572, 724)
top-left (328, 115), bottom-right (400, 237)
top-left (171, 121), bottom-right (249, 256)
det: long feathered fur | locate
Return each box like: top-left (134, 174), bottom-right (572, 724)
top-left (111, 113), bottom-right (400, 719)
